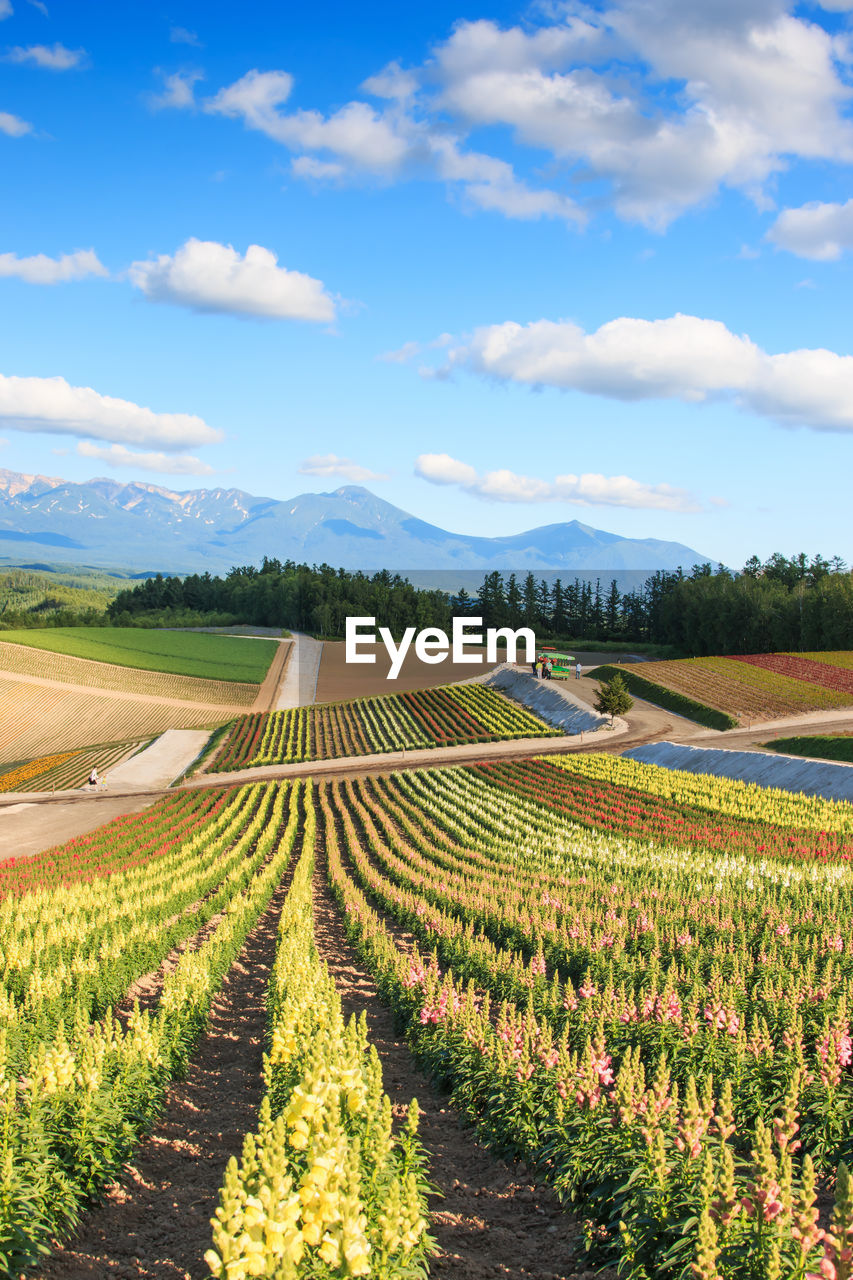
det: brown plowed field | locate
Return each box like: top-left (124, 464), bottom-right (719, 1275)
top-left (316, 640), bottom-right (502, 701)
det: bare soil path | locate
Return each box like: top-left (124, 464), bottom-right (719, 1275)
top-left (36, 870), bottom-right (295, 1280)
top-left (311, 835), bottom-right (604, 1280)
top-left (250, 638), bottom-right (292, 712)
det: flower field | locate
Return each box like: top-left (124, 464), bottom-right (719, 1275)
top-left (14, 744), bottom-right (853, 1278)
top-left (212, 683), bottom-right (558, 769)
top-left (596, 654), bottom-right (853, 724)
top-left (1, 779), bottom-right (431, 1277)
top-left (0, 739), bottom-right (146, 792)
top-left (474, 757), bottom-right (853, 861)
top-left (546, 750), bottom-right (853, 834)
top-left (319, 763), bottom-right (853, 1276)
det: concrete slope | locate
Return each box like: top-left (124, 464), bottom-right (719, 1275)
top-left (625, 741), bottom-right (853, 803)
top-left (274, 633), bottom-right (323, 709)
top-left (482, 666), bottom-right (611, 733)
top-left (103, 729), bottom-right (211, 790)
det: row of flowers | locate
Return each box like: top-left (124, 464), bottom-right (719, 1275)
top-left (552, 751), bottom-right (853, 836)
top-left (478, 757), bottom-right (853, 862)
top-left (0, 749), bottom-right (81, 793)
top-left (206, 789), bottom-right (432, 1280)
top-left (312, 767), bottom-right (853, 1275)
top-left (0, 779), bottom-right (305, 1274)
top-left (212, 685), bottom-right (557, 771)
top-left (1, 784), bottom-right (293, 1071)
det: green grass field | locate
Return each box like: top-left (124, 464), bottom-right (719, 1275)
top-left (0, 627), bottom-right (278, 683)
top-left (764, 734), bottom-right (853, 763)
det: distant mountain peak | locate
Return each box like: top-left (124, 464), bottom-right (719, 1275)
top-left (0, 468), bottom-right (715, 575)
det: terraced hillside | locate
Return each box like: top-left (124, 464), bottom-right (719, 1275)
top-left (0, 631), bottom-right (287, 766)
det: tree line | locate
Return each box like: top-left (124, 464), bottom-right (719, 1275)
top-left (105, 551), bottom-right (853, 656)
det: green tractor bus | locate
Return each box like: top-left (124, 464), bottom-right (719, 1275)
top-left (538, 646), bottom-right (575, 678)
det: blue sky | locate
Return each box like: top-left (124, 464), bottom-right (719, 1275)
top-left (1, 0), bottom-right (852, 566)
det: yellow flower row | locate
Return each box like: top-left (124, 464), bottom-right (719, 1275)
top-left (548, 750), bottom-right (853, 834)
top-left (206, 794), bottom-right (431, 1280)
top-left (0, 749), bottom-right (80, 792)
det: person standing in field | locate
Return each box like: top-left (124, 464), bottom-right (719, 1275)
top-left (88, 768), bottom-right (99, 788)
top-left (575, 662), bottom-right (582, 680)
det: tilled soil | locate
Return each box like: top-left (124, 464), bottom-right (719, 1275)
top-left (35, 873), bottom-right (295, 1280)
top-left (311, 843), bottom-right (606, 1280)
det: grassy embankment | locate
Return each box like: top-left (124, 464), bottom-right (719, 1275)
top-left (765, 734), bottom-right (853, 763)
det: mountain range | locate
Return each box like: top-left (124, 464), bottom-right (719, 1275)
top-left (0, 469), bottom-right (714, 577)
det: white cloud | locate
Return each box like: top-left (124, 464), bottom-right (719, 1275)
top-left (0, 1), bottom-right (11, 17)
top-left (207, 67), bottom-right (578, 223)
top-left (128, 238), bottom-right (336, 322)
top-left (148, 69), bottom-right (203, 111)
top-left (767, 198), bottom-right (853, 259)
top-left (378, 340), bottom-right (422, 364)
top-left (76, 441), bottom-right (214, 475)
top-left (0, 248), bottom-right (107, 284)
top-left (429, 133), bottom-right (582, 224)
top-left (170, 26), bottom-right (201, 47)
top-left (299, 454), bottom-right (389, 482)
top-left (0, 111), bottom-right (32, 137)
top-left (291, 155), bottom-right (345, 180)
top-left (27, 0), bottom-right (48, 14)
top-left (415, 452), bottom-right (699, 511)
top-left (198, 5), bottom-right (853, 230)
top-left (208, 69), bottom-right (412, 172)
top-left (0, 373), bottom-right (221, 449)
top-left (5, 43), bottom-right (86, 70)
top-left (436, 312), bottom-right (853, 433)
top-left (361, 61), bottom-right (419, 102)
top-left (429, 9), bottom-right (853, 228)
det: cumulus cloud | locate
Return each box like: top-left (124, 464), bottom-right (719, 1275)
top-left (415, 452), bottom-right (699, 511)
top-left (0, 111), bottom-right (32, 136)
top-left (299, 454), bottom-right (389, 482)
top-left (430, 10), bottom-right (853, 228)
top-left (208, 69), bottom-right (412, 171)
top-left (147, 69), bottom-right (203, 111)
top-left (0, 373), bottom-right (221, 449)
top-left (767, 198), bottom-right (853, 260)
top-left (128, 238), bottom-right (336, 322)
top-left (0, 248), bottom-right (107, 284)
top-left (205, 67), bottom-right (580, 224)
top-left (5, 43), bottom-right (86, 69)
top-left (435, 312), bottom-right (853, 433)
top-left (76, 441), bottom-right (214, 475)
